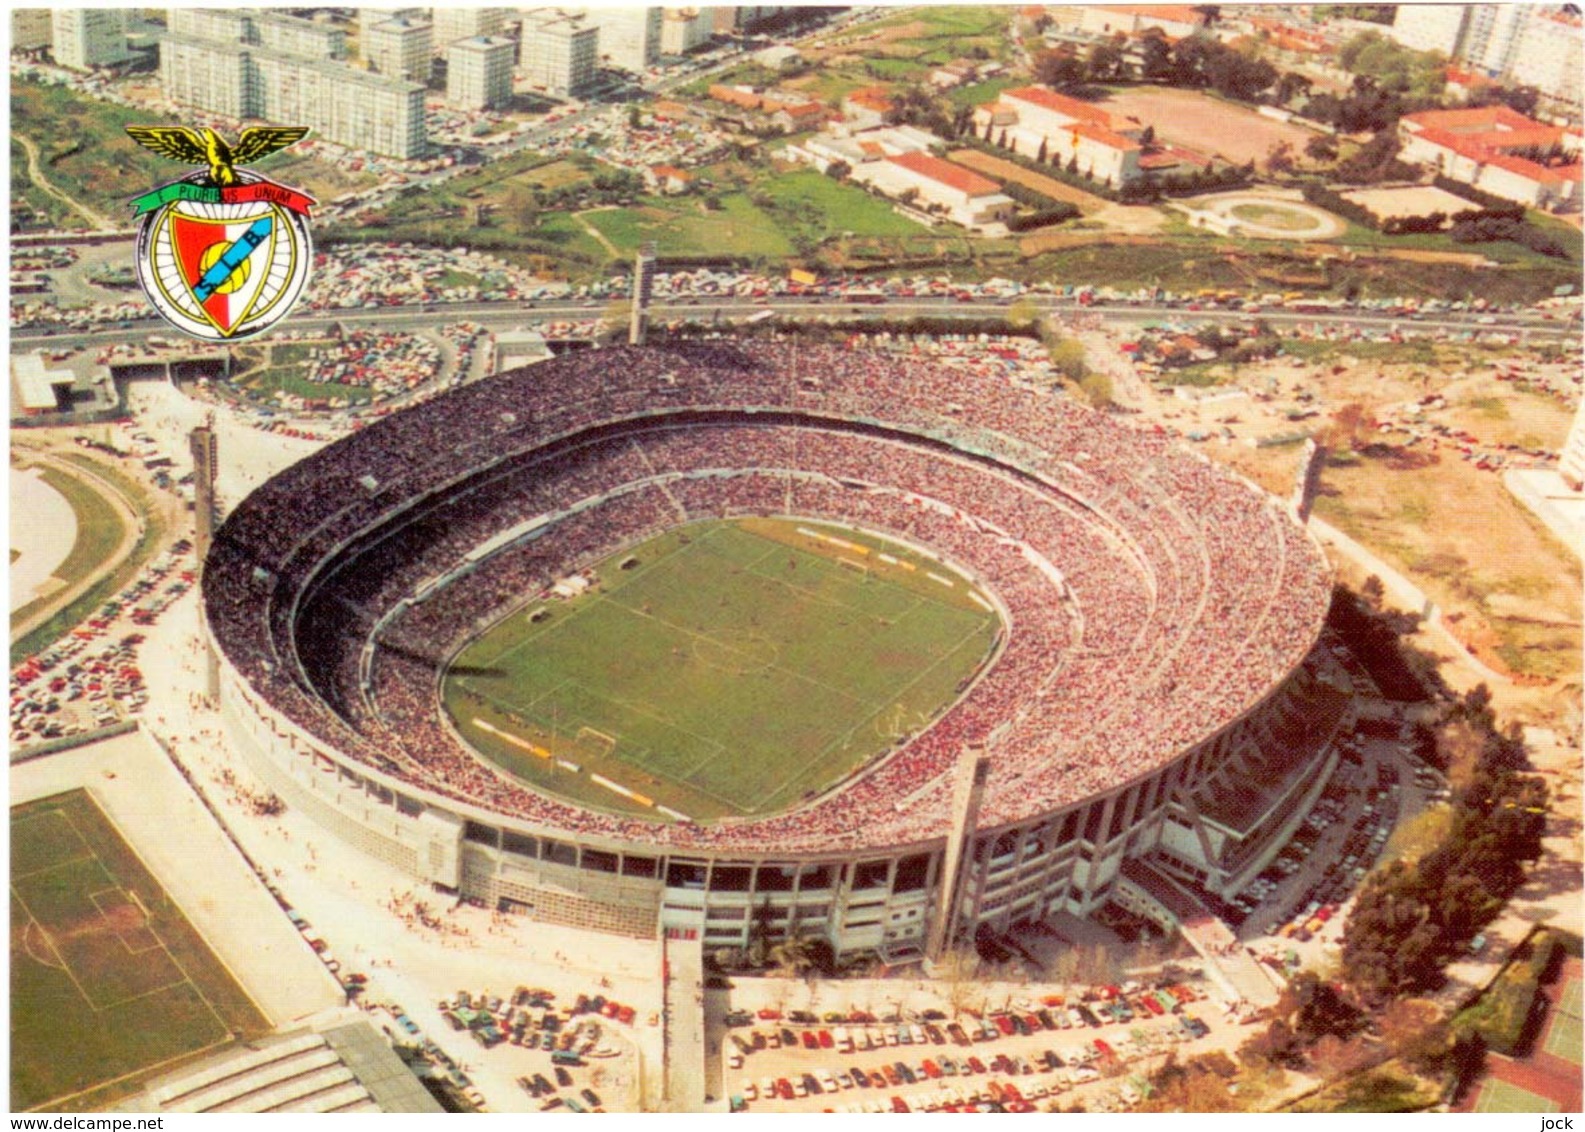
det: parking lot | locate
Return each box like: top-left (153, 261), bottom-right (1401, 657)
top-left (720, 980), bottom-right (1244, 1113)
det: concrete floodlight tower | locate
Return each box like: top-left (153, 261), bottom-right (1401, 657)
top-left (190, 416), bottom-right (221, 700)
top-left (927, 745), bottom-right (992, 962)
top-left (630, 242), bottom-right (657, 346)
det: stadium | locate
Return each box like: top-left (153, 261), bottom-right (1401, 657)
top-left (203, 340), bottom-right (1351, 961)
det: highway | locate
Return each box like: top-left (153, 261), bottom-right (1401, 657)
top-left (12, 292), bottom-right (1577, 354)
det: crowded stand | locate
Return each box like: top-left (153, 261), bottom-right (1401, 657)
top-left (204, 341), bottom-right (1332, 856)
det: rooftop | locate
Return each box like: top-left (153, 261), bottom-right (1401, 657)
top-left (887, 150), bottom-right (1002, 197)
top-left (1003, 85), bottom-right (1112, 125)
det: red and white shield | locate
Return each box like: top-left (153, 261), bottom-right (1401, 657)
top-left (169, 209), bottom-right (277, 336)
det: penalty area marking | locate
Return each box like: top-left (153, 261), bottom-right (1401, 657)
top-left (473, 717), bottom-right (691, 822)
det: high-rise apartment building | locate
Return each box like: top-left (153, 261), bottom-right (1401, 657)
top-left (51, 8), bottom-right (129, 70)
top-left (1390, 4), bottom-right (1581, 116)
top-left (431, 7), bottom-right (510, 54)
top-left (358, 7), bottom-right (424, 43)
top-left (12, 9), bottom-right (55, 51)
top-left (169, 7), bottom-right (252, 43)
top-left (160, 34), bottom-right (258, 119)
top-left (660, 7), bottom-right (715, 55)
top-left (519, 9), bottom-right (597, 97)
top-left (581, 6), bottom-right (661, 72)
top-left (253, 10), bottom-right (347, 60)
top-left (447, 35), bottom-right (514, 109)
top-left (158, 34), bottom-right (426, 158)
top-left (366, 16), bottom-right (432, 81)
top-left (254, 53), bottom-right (426, 158)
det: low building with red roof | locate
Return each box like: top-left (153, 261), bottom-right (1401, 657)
top-left (1400, 106), bottom-right (1583, 212)
top-left (843, 85), bottom-right (896, 129)
top-left (849, 149), bottom-right (1016, 229)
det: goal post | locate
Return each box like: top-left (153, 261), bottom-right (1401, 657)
top-left (576, 726), bottom-right (618, 757)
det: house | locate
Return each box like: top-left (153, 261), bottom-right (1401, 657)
top-left (930, 60), bottom-right (980, 89)
top-left (786, 124), bottom-right (942, 175)
top-left (975, 85), bottom-right (1145, 186)
top-left (850, 150), bottom-right (1016, 229)
top-left (1399, 106), bottom-right (1583, 211)
top-left (645, 164), bottom-right (695, 194)
top-left (772, 100), bottom-right (826, 133)
top-left (708, 83), bottom-right (764, 110)
top-left (754, 43), bottom-right (803, 70)
top-left (843, 85), bottom-right (895, 129)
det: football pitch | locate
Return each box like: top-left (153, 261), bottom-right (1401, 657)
top-left (443, 518), bottom-right (1001, 822)
top-left (10, 790), bottom-right (270, 1112)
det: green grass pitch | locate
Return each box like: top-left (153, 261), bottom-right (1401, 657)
top-left (10, 790), bottom-right (271, 1112)
top-left (443, 519), bottom-right (1001, 822)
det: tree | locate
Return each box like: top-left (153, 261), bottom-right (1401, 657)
top-left (1265, 141), bottom-right (1296, 176)
top-left (1033, 48), bottom-right (1087, 89)
top-left (1140, 124), bottom-right (1155, 145)
top-left (1047, 336), bottom-right (1089, 380)
top-left (1036, 137), bottom-right (1048, 163)
top-left (1140, 31), bottom-right (1173, 81)
top-left (1086, 40), bottom-right (1124, 82)
top-left (1304, 134), bottom-right (1339, 163)
top-left (1275, 71), bottom-right (1313, 107)
top-left (997, 128), bottom-right (1009, 149)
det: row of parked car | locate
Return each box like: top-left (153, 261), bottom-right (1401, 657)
top-left (740, 1011), bottom-right (1214, 1112)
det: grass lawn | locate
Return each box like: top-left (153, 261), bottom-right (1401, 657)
top-left (1475, 1080), bottom-right (1558, 1113)
top-left (10, 78), bottom-right (372, 225)
top-left (443, 519), bottom-right (999, 823)
top-left (10, 790), bottom-right (270, 1112)
top-left (232, 340), bottom-right (375, 405)
top-left (34, 466), bottom-right (126, 595)
top-left (583, 193), bottom-right (795, 259)
top-left (946, 77), bottom-right (1022, 108)
top-left (10, 462), bottom-right (127, 636)
top-left (757, 170), bottom-right (925, 238)
top-left (11, 457), bottom-right (162, 666)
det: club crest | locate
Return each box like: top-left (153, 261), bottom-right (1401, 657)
top-left (126, 125), bottom-right (315, 341)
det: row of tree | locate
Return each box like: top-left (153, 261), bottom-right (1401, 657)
top-left (1339, 685), bottom-right (1549, 1003)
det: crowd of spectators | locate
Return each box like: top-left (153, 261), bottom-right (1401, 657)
top-left (204, 340), bottom-right (1332, 855)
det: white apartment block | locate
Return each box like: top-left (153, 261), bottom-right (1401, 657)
top-left (12, 9), bottom-right (54, 51)
top-left (158, 35), bottom-right (426, 158)
top-left (366, 16), bottom-right (432, 81)
top-left (51, 8), bottom-right (129, 70)
top-left (169, 7), bottom-right (252, 43)
top-left (1391, 4), bottom-right (1581, 118)
top-left (519, 9), bottom-right (598, 97)
top-left (253, 10), bottom-right (346, 60)
top-left (661, 7), bottom-right (715, 55)
top-left (1388, 4), bottom-right (1469, 56)
top-left (358, 7), bottom-right (424, 42)
top-left (447, 35), bottom-right (514, 110)
top-left (432, 7), bottom-right (510, 53)
top-left (254, 55), bottom-right (426, 158)
top-left (159, 34), bottom-right (257, 120)
top-left (582, 6), bottom-right (661, 72)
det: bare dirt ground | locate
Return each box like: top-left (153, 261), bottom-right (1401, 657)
top-left (1340, 185), bottom-right (1483, 223)
top-left (948, 149), bottom-right (1111, 214)
top-left (801, 19), bottom-right (931, 65)
top-left (1093, 86), bottom-right (1317, 166)
top-left (1113, 340), bottom-right (1581, 717)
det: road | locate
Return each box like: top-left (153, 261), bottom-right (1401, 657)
top-left (13, 291), bottom-right (1577, 355)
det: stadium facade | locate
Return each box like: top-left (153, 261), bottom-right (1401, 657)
top-left (206, 343), bottom-right (1349, 960)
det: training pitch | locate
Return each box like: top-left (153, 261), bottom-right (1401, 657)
top-left (10, 790), bottom-right (270, 1112)
top-left (443, 518), bottom-right (1001, 822)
